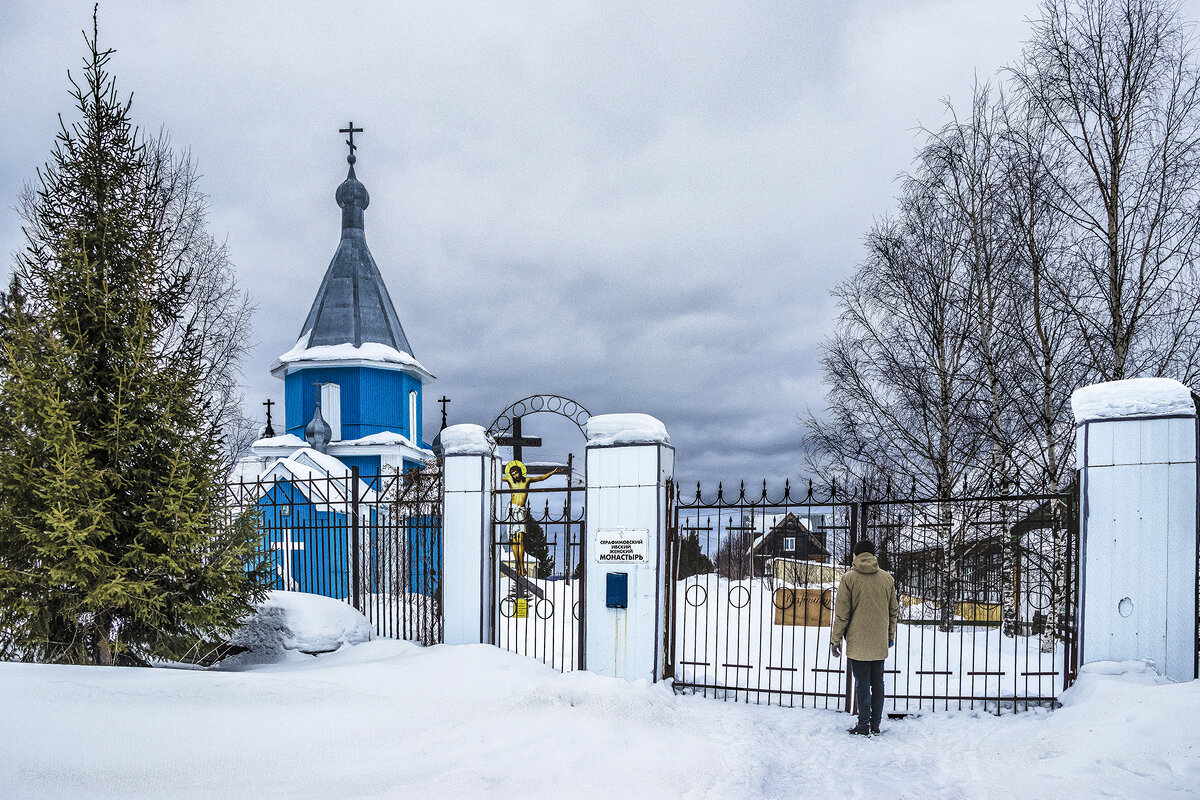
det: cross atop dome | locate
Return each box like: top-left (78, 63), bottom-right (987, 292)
top-left (339, 121), bottom-right (363, 164)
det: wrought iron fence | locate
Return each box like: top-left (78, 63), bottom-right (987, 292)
top-left (666, 479), bottom-right (1079, 714)
top-left (491, 484), bottom-right (586, 671)
top-left (225, 464), bottom-right (443, 645)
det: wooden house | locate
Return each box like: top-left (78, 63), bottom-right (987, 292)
top-left (749, 513), bottom-right (831, 578)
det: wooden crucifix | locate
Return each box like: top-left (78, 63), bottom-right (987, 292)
top-left (494, 415), bottom-right (542, 463)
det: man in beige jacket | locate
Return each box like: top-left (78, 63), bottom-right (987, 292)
top-left (830, 540), bottom-right (899, 735)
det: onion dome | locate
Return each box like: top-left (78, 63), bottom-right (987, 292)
top-left (305, 398), bottom-right (332, 453)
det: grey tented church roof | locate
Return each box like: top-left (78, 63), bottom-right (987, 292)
top-left (295, 162), bottom-right (414, 356)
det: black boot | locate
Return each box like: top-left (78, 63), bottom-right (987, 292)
top-left (847, 722), bottom-right (871, 736)
top-left (870, 721), bottom-right (882, 735)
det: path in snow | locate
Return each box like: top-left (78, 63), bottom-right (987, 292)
top-left (0, 643), bottom-right (1195, 799)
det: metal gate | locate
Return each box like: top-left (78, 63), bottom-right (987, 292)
top-left (664, 480), bottom-right (1079, 713)
top-left (228, 463), bottom-right (444, 644)
top-left (491, 482), bottom-right (586, 671)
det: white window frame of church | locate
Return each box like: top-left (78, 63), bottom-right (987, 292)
top-left (784, 536), bottom-right (796, 552)
top-left (409, 390), bottom-right (418, 441)
top-left (320, 382), bottom-right (342, 441)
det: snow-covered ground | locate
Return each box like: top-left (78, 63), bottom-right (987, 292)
top-left (0, 642), bottom-right (1195, 799)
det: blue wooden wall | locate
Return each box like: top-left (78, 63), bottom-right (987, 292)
top-left (284, 365), bottom-right (424, 444)
top-left (256, 479), bottom-right (439, 599)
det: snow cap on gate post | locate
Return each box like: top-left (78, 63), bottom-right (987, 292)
top-left (584, 413), bottom-right (674, 683)
top-left (1071, 377), bottom-right (1199, 682)
top-left (584, 413), bottom-right (670, 447)
top-left (1071, 377), bottom-right (1196, 425)
top-left (433, 423), bottom-right (494, 457)
top-left (440, 423), bottom-right (499, 646)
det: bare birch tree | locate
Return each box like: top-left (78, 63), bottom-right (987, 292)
top-left (992, 98), bottom-right (1084, 644)
top-left (807, 0), bottom-right (1200, 643)
top-left (996, 97), bottom-right (1082, 494)
top-left (919, 82), bottom-right (1022, 488)
top-left (806, 169), bottom-right (983, 498)
top-left (1012, 0), bottom-right (1200, 383)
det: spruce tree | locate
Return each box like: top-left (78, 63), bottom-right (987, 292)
top-left (522, 519), bottom-right (555, 580)
top-left (676, 531), bottom-right (714, 580)
top-left (0, 18), bottom-right (268, 665)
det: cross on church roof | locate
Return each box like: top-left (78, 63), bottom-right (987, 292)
top-left (339, 122), bottom-right (363, 163)
top-left (263, 398), bottom-right (276, 438)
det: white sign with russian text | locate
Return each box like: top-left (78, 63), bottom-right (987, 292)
top-left (596, 529), bottom-right (650, 564)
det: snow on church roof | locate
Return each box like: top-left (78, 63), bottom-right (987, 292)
top-left (251, 431), bottom-right (431, 459)
top-left (1071, 378), bottom-right (1197, 424)
top-left (271, 337), bottom-right (433, 380)
top-left (254, 448), bottom-right (377, 512)
top-left (252, 433), bottom-right (307, 449)
top-left (338, 431), bottom-right (430, 452)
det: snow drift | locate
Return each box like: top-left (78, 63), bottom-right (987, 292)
top-left (225, 590), bottom-right (372, 664)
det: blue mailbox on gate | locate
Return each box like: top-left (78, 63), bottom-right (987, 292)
top-left (606, 572), bottom-right (628, 609)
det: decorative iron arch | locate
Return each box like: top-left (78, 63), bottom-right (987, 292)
top-left (487, 394), bottom-right (591, 438)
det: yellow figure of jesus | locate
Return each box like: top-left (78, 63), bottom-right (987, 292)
top-left (501, 459), bottom-right (563, 577)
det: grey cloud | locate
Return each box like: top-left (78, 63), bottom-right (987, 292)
top-left (3, 0), bottom-right (1121, 488)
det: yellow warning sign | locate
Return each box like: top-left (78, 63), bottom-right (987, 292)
top-left (515, 599), bottom-right (528, 618)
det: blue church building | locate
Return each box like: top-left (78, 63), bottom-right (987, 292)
top-left (247, 142), bottom-right (434, 476)
top-left (232, 138), bottom-right (440, 601)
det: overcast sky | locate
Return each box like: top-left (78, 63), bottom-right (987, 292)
top-left (5, 1), bottom-right (1194, 487)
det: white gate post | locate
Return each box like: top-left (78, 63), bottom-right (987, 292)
top-left (584, 414), bottom-right (674, 682)
top-left (1073, 378), bottom-right (1199, 681)
top-left (437, 424), bottom-right (499, 646)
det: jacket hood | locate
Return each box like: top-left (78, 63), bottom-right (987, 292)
top-left (852, 552), bottom-right (880, 574)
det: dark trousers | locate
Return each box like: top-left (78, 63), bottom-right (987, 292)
top-left (849, 658), bottom-right (885, 728)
